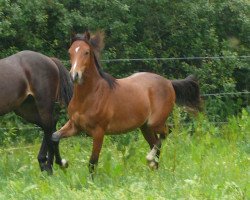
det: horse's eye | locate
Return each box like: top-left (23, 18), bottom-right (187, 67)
top-left (85, 51), bottom-right (89, 55)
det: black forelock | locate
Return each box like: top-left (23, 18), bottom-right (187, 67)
top-left (71, 33), bottom-right (88, 45)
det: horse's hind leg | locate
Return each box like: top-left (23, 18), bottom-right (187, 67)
top-left (141, 123), bottom-right (169, 169)
top-left (151, 124), bottom-right (169, 164)
top-left (34, 97), bottom-right (57, 173)
top-left (14, 96), bottom-right (49, 171)
top-left (140, 124), bottom-right (161, 169)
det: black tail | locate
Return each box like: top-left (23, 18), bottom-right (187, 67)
top-left (50, 57), bottom-right (73, 106)
top-left (171, 75), bottom-right (201, 111)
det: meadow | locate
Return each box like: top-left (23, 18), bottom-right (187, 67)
top-left (0, 109), bottom-right (249, 200)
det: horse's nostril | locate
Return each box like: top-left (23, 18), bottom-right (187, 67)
top-left (75, 73), bottom-right (79, 81)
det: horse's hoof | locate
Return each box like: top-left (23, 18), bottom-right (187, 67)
top-left (41, 164), bottom-right (53, 175)
top-left (148, 161), bottom-right (158, 170)
top-left (40, 162), bottom-right (47, 172)
top-left (60, 159), bottom-right (69, 169)
top-left (47, 168), bottom-right (53, 175)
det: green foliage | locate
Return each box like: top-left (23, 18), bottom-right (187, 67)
top-left (0, 2), bottom-right (249, 198)
top-left (0, 0), bottom-right (249, 119)
top-left (0, 109), bottom-right (249, 199)
top-left (0, 113), bottom-right (41, 146)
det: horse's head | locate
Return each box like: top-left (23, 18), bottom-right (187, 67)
top-left (69, 31), bottom-right (104, 84)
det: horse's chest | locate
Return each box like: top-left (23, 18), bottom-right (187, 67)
top-left (69, 103), bottom-right (102, 131)
top-left (69, 111), bottom-right (91, 131)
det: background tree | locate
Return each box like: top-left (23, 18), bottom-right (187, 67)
top-left (0, 0), bottom-right (249, 119)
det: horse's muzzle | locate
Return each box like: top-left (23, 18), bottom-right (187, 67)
top-left (71, 71), bottom-right (83, 84)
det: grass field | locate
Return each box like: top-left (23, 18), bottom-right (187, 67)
top-left (0, 110), bottom-right (249, 200)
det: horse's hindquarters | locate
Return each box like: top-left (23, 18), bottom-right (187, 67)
top-left (0, 73), bottom-right (28, 115)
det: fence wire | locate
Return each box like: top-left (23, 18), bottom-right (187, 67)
top-left (0, 91), bottom-right (249, 132)
top-left (0, 54), bottom-right (249, 151)
top-left (101, 55), bottom-right (250, 63)
top-left (201, 91), bottom-right (250, 97)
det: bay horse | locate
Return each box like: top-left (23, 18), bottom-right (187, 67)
top-left (0, 50), bottom-right (73, 173)
top-left (52, 31), bottom-right (201, 174)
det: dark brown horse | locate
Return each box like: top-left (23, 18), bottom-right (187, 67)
top-left (52, 31), bottom-right (201, 174)
top-left (0, 50), bottom-right (73, 173)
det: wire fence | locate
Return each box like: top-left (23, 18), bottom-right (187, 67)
top-left (0, 121), bottom-right (237, 152)
top-left (101, 55), bottom-right (250, 63)
top-left (0, 90), bottom-right (249, 132)
top-left (0, 56), bottom-right (249, 151)
top-left (201, 91), bottom-right (250, 97)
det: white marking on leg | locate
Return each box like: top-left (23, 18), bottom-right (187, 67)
top-left (75, 46), bottom-right (80, 53)
top-left (146, 146), bottom-right (158, 161)
top-left (61, 159), bottom-right (68, 168)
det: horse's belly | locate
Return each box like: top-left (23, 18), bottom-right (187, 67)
top-left (105, 113), bottom-right (147, 134)
top-left (105, 94), bottom-right (150, 134)
top-left (105, 124), bottom-right (141, 135)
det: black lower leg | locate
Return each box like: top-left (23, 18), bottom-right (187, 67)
top-left (53, 141), bottom-right (63, 166)
top-left (51, 131), bottom-right (63, 166)
top-left (154, 134), bottom-right (165, 168)
top-left (89, 160), bottom-right (98, 180)
top-left (37, 136), bottom-right (48, 171)
top-left (89, 160), bottom-right (97, 174)
top-left (155, 144), bottom-right (162, 168)
top-left (155, 135), bottom-right (162, 158)
top-left (44, 133), bottom-right (55, 173)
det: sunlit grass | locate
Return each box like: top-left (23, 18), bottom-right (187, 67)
top-left (0, 110), bottom-right (249, 199)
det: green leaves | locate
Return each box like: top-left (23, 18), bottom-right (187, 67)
top-left (0, 0), bottom-right (249, 118)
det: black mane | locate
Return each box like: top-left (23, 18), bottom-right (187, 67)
top-left (72, 34), bottom-right (117, 89)
top-left (93, 54), bottom-right (117, 89)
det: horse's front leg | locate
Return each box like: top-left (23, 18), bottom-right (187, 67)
top-left (51, 120), bottom-right (78, 168)
top-left (89, 127), bottom-right (104, 177)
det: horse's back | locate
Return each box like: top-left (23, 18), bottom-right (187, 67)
top-left (0, 50), bottom-right (58, 76)
top-left (122, 72), bottom-right (171, 86)
top-left (118, 72), bottom-right (175, 99)
top-left (125, 71), bottom-right (176, 110)
top-left (15, 50), bottom-right (58, 75)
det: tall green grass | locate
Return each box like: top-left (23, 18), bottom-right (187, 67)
top-left (0, 109), bottom-right (249, 199)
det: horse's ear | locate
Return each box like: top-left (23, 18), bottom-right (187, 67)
top-left (84, 31), bottom-right (90, 41)
top-left (90, 31), bottom-right (105, 53)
